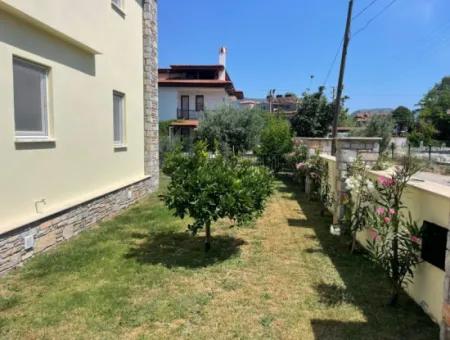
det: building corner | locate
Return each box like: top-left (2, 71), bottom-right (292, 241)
top-left (143, 0), bottom-right (159, 190)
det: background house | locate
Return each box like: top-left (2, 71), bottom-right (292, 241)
top-left (353, 108), bottom-right (393, 124)
top-left (158, 47), bottom-right (244, 139)
top-left (0, 0), bottom-right (158, 274)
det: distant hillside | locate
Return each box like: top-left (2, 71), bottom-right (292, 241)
top-left (352, 108), bottom-right (393, 116)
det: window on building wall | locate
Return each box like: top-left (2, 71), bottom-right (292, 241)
top-left (113, 91), bottom-right (126, 146)
top-left (112, 0), bottom-right (124, 10)
top-left (13, 57), bottom-right (49, 139)
top-left (421, 221), bottom-right (447, 270)
top-left (195, 95), bottom-right (204, 112)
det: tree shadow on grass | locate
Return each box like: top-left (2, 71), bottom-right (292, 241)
top-left (277, 175), bottom-right (439, 340)
top-left (125, 231), bottom-right (246, 269)
top-left (287, 218), bottom-right (313, 228)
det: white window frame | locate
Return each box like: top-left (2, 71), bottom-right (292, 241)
top-left (13, 57), bottom-right (50, 140)
top-left (113, 90), bottom-right (126, 147)
top-left (111, 0), bottom-right (125, 13)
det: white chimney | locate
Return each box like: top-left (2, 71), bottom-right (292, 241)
top-left (218, 47), bottom-right (227, 80)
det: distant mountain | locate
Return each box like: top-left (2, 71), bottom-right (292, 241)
top-left (352, 108), bottom-right (393, 116)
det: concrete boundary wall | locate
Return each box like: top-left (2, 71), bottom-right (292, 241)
top-left (294, 137), bottom-right (332, 155)
top-left (319, 153), bottom-right (450, 334)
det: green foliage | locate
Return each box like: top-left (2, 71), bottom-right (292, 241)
top-left (392, 106), bottom-right (414, 133)
top-left (372, 153), bottom-right (393, 171)
top-left (343, 158), bottom-right (375, 252)
top-left (338, 111), bottom-right (357, 128)
top-left (366, 157), bottom-right (423, 305)
top-left (290, 86), bottom-right (335, 137)
top-left (352, 114), bottom-right (394, 153)
top-left (256, 117), bottom-right (293, 172)
top-left (285, 143), bottom-right (309, 171)
top-left (407, 119), bottom-right (438, 147)
top-left (196, 106), bottom-right (265, 154)
top-left (159, 120), bottom-right (175, 137)
top-left (295, 152), bottom-right (333, 211)
top-left (418, 76), bottom-right (450, 141)
top-left (163, 142), bottom-right (274, 250)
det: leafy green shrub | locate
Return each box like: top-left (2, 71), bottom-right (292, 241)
top-left (256, 117), bottom-right (293, 172)
top-left (163, 142), bottom-right (274, 251)
top-left (197, 106), bottom-right (265, 154)
top-left (285, 143), bottom-right (308, 170)
top-left (407, 119), bottom-right (437, 147)
top-left (290, 86), bottom-right (335, 137)
top-left (295, 152), bottom-right (333, 213)
top-left (351, 115), bottom-right (394, 153)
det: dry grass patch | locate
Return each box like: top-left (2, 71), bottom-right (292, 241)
top-left (0, 176), bottom-right (438, 339)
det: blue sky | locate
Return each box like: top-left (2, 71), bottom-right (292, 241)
top-left (158, 0), bottom-right (450, 112)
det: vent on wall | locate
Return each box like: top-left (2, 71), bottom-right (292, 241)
top-left (421, 221), bottom-right (448, 271)
top-left (24, 235), bottom-right (35, 250)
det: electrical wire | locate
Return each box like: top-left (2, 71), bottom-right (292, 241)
top-left (353, 0), bottom-right (400, 38)
top-left (322, 39), bottom-right (343, 86)
top-left (352, 0), bottom-right (381, 21)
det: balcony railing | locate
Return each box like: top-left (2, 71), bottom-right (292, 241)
top-left (177, 109), bottom-right (202, 120)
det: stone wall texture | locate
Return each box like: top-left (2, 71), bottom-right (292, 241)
top-left (0, 177), bottom-right (153, 275)
top-left (294, 137), bottom-right (333, 155)
top-left (143, 0), bottom-right (159, 189)
top-left (0, 1), bottom-right (160, 276)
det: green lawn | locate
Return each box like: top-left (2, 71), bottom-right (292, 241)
top-left (0, 176), bottom-right (439, 339)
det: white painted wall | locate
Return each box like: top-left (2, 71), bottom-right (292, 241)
top-left (158, 87), bottom-right (235, 121)
top-left (0, 1), bottom-right (148, 233)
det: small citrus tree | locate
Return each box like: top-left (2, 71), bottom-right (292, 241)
top-left (163, 142), bottom-right (274, 251)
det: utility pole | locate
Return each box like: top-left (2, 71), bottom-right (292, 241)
top-left (268, 89), bottom-right (275, 113)
top-left (331, 0), bottom-right (354, 155)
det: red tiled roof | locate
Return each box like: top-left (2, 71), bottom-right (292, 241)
top-left (170, 120), bottom-right (199, 127)
top-left (158, 64), bottom-right (243, 98)
top-left (169, 65), bottom-right (225, 70)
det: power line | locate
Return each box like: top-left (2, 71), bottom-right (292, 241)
top-left (353, 0), bottom-right (400, 38)
top-left (323, 39), bottom-right (343, 86)
top-left (323, 0), bottom-right (382, 86)
top-left (352, 0), bottom-right (381, 21)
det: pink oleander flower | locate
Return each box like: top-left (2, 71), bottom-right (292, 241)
top-left (369, 228), bottom-right (379, 241)
top-left (296, 162), bottom-right (306, 170)
top-left (378, 176), bottom-right (395, 188)
top-left (384, 217), bottom-right (391, 224)
top-left (376, 207), bottom-right (386, 216)
top-left (389, 208), bottom-right (396, 215)
top-left (411, 236), bottom-right (422, 246)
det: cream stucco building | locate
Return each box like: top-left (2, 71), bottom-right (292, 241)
top-left (0, 0), bottom-right (159, 274)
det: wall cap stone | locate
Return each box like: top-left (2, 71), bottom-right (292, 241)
top-left (336, 137), bottom-right (382, 142)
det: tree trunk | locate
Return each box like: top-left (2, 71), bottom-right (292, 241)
top-left (389, 286), bottom-right (399, 306)
top-left (350, 233), bottom-right (357, 254)
top-left (204, 222), bottom-right (211, 252)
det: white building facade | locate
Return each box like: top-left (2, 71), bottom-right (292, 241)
top-left (158, 48), bottom-right (243, 137)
